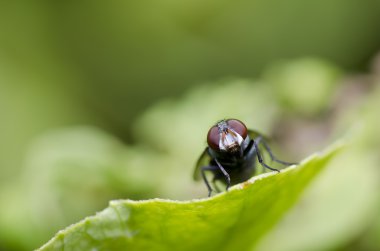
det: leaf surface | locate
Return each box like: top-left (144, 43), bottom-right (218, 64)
top-left (38, 143), bottom-right (343, 251)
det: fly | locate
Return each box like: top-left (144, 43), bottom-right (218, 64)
top-left (194, 119), bottom-right (296, 197)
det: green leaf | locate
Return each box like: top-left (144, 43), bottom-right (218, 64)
top-left (38, 142), bottom-right (343, 251)
top-left (256, 147), bottom-right (380, 251)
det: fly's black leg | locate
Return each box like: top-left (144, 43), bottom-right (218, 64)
top-left (201, 166), bottom-right (219, 197)
top-left (253, 140), bottom-right (280, 173)
top-left (212, 178), bottom-right (222, 193)
top-left (255, 136), bottom-right (297, 166)
top-left (214, 159), bottom-right (231, 191)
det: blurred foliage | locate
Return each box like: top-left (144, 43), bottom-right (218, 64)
top-left (263, 59), bottom-right (342, 115)
top-left (1, 0), bottom-right (380, 180)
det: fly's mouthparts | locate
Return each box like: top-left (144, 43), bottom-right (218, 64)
top-left (226, 143), bottom-right (240, 153)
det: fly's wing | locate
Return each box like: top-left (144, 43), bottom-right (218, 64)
top-left (193, 147), bottom-right (212, 181)
top-left (247, 129), bottom-right (272, 163)
top-left (247, 129), bottom-right (271, 143)
top-left (248, 129), bottom-right (294, 169)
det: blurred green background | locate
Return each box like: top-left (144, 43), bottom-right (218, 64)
top-left (1, 1), bottom-right (380, 250)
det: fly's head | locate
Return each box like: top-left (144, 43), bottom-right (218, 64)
top-left (207, 119), bottom-right (249, 155)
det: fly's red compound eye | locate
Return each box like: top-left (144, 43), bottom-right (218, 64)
top-left (207, 126), bottom-right (220, 150)
top-left (227, 119), bottom-right (248, 139)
